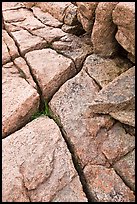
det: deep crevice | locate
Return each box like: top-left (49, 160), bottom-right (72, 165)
top-left (4, 25), bottom-right (45, 112)
top-left (47, 107), bottom-right (97, 202)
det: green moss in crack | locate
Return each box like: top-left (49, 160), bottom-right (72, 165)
top-left (31, 100), bottom-right (52, 120)
top-left (31, 100), bottom-right (62, 128)
top-left (31, 111), bottom-right (43, 120)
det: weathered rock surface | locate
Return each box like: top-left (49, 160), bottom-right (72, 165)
top-left (2, 2), bottom-right (25, 10)
top-left (2, 29), bottom-right (19, 64)
top-left (32, 26), bottom-right (66, 44)
top-left (32, 6), bottom-right (63, 28)
top-left (89, 67), bottom-right (135, 126)
top-left (36, 2), bottom-right (71, 22)
top-left (110, 108), bottom-right (135, 127)
top-left (2, 116), bottom-right (87, 202)
top-left (49, 69), bottom-right (134, 201)
top-left (101, 122), bottom-right (135, 164)
top-left (2, 62), bottom-right (39, 138)
top-left (49, 69), bottom-right (114, 168)
top-left (113, 150), bottom-right (135, 191)
top-left (3, 8), bottom-right (45, 31)
top-left (76, 2), bottom-right (98, 33)
top-left (91, 2), bottom-right (119, 57)
top-left (63, 3), bottom-right (78, 26)
top-left (2, 1), bottom-right (135, 202)
top-left (13, 57), bottom-right (37, 88)
top-left (10, 29), bottom-right (47, 55)
top-left (25, 48), bottom-right (76, 100)
top-left (2, 38), bottom-right (11, 65)
top-left (52, 33), bottom-right (93, 70)
top-left (112, 2), bottom-right (135, 63)
top-left (83, 54), bottom-right (132, 88)
top-left (84, 164), bottom-right (135, 202)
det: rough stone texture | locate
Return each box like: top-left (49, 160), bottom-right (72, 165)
top-left (2, 38), bottom-right (11, 65)
top-left (25, 48), bottom-right (76, 100)
top-left (101, 122), bottom-right (135, 164)
top-left (50, 70), bottom-right (114, 168)
top-left (84, 164), bottom-right (135, 202)
top-left (23, 2), bottom-right (36, 8)
top-left (2, 2), bottom-right (25, 11)
top-left (2, 29), bottom-right (19, 64)
top-left (14, 57), bottom-right (37, 88)
top-left (2, 62), bottom-right (39, 138)
top-left (91, 2), bottom-right (119, 57)
top-left (3, 8), bottom-right (45, 32)
top-left (10, 29), bottom-right (47, 55)
top-left (32, 26), bottom-right (66, 44)
top-left (3, 8), bottom-right (31, 23)
top-left (110, 108), bottom-right (135, 127)
top-left (2, 2), bottom-right (135, 202)
top-left (76, 2), bottom-right (98, 33)
top-left (63, 4), bottom-right (78, 26)
top-left (83, 54), bottom-right (132, 88)
top-left (52, 33), bottom-right (93, 70)
top-left (89, 67), bottom-right (135, 126)
top-left (112, 2), bottom-right (135, 63)
top-left (113, 150), bottom-right (135, 191)
top-left (32, 6), bottom-right (63, 28)
top-left (2, 116), bottom-right (87, 202)
top-left (61, 24), bottom-right (84, 36)
top-left (36, 2), bottom-right (71, 22)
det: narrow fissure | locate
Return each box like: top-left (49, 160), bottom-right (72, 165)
top-left (113, 166), bottom-right (135, 192)
top-left (4, 25), bottom-right (45, 112)
top-left (47, 107), bottom-right (97, 202)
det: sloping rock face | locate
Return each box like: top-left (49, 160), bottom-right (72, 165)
top-left (91, 2), bottom-right (119, 57)
top-left (88, 66), bottom-right (135, 127)
top-left (2, 2), bottom-right (135, 202)
top-left (2, 62), bottom-right (39, 138)
top-left (25, 48), bottom-right (76, 100)
top-left (49, 69), bottom-right (135, 202)
top-left (112, 2), bottom-right (135, 63)
top-left (76, 2), bottom-right (98, 33)
top-left (2, 117), bottom-right (87, 202)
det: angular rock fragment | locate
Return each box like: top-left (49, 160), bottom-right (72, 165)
top-left (50, 70), bottom-right (114, 168)
top-left (91, 2), bottom-right (119, 57)
top-left (113, 150), bottom-right (135, 191)
top-left (2, 2), bottom-right (25, 11)
top-left (25, 48), bottom-right (76, 100)
top-left (2, 38), bottom-right (11, 65)
top-left (32, 26), bottom-right (66, 44)
top-left (2, 116), bottom-right (87, 202)
top-left (63, 3), bottom-right (78, 26)
top-left (76, 2), bottom-right (98, 33)
top-left (89, 67), bottom-right (135, 127)
top-left (11, 29), bottom-right (47, 55)
top-left (32, 6), bottom-right (63, 28)
top-left (101, 122), bottom-right (135, 163)
top-left (112, 2), bottom-right (135, 62)
top-left (110, 109), bottom-right (135, 127)
top-left (52, 33), bottom-right (93, 70)
top-left (2, 29), bottom-right (19, 62)
top-left (3, 8), bottom-right (30, 23)
top-left (2, 62), bottom-right (39, 138)
top-left (83, 54), bottom-right (132, 88)
top-left (23, 2), bottom-right (36, 8)
top-left (84, 164), bottom-right (135, 202)
top-left (3, 8), bottom-right (45, 31)
top-left (36, 2), bottom-right (71, 22)
top-left (14, 57), bottom-right (37, 88)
